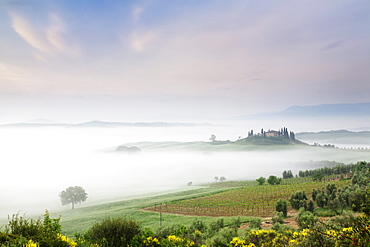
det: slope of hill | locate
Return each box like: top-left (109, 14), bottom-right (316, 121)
top-left (237, 102), bottom-right (370, 119)
top-left (296, 130), bottom-right (370, 147)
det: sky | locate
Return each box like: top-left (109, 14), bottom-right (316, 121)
top-left (0, 0), bottom-right (369, 123)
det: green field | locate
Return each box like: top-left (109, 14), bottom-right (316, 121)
top-left (51, 186), bottom-right (244, 237)
top-left (38, 176), bottom-right (350, 237)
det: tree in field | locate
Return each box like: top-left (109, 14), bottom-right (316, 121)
top-left (275, 199), bottom-right (288, 217)
top-left (267, 175), bottom-right (282, 185)
top-left (209, 134), bottom-right (216, 142)
top-left (316, 193), bottom-right (327, 208)
top-left (256, 177), bottom-right (266, 186)
top-left (282, 170), bottom-right (293, 179)
top-left (219, 176), bottom-right (226, 182)
top-left (59, 186), bottom-right (87, 209)
top-left (289, 191), bottom-right (308, 210)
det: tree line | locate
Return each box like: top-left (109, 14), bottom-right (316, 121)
top-left (247, 127), bottom-right (296, 140)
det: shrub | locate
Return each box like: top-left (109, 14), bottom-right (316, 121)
top-left (5, 214), bottom-right (42, 239)
top-left (189, 219), bottom-right (207, 233)
top-left (275, 199), bottom-right (288, 217)
top-left (270, 222), bottom-right (294, 232)
top-left (296, 210), bottom-right (318, 230)
top-left (289, 191), bottom-right (308, 210)
top-left (272, 212), bottom-right (285, 225)
top-left (87, 217), bottom-right (141, 247)
top-left (316, 193), bottom-right (327, 208)
top-left (208, 219), bottom-right (224, 236)
top-left (3, 211), bottom-right (73, 247)
top-left (230, 217), bottom-right (241, 229)
top-left (156, 224), bottom-right (188, 239)
top-left (247, 218), bottom-right (262, 230)
top-left (306, 200), bottom-right (315, 212)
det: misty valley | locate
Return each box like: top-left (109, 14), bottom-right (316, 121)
top-left (0, 125), bottom-right (369, 246)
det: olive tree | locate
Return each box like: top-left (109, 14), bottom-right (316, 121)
top-left (59, 186), bottom-right (87, 209)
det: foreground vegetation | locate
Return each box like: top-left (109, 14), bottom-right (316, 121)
top-left (1, 162), bottom-right (369, 246)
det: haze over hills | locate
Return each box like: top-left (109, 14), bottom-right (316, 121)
top-left (0, 120), bottom-right (212, 128)
top-left (237, 102), bottom-right (370, 119)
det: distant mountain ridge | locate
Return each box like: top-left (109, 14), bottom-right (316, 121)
top-left (0, 120), bottom-right (211, 128)
top-left (282, 102), bottom-right (370, 117)
top-left (238, 102), bottom-right (370, 119)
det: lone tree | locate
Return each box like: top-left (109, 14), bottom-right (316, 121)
top-left (256, 176), bottom-right (266, 185)
top-left (275, 199), bottom-right (288, 217)
top-left (59, 186), bottom-right (87, 209)
top-left (209, 134), bottom-right (216, 142)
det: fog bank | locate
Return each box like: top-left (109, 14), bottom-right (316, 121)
top-left (0, 125), bottom-right (368, 219)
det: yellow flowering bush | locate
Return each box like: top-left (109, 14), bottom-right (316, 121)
top-left (325, 215), bottom-right (370, 246)
top-left (57, 233), bottom-right (77, 247)
top-left (160, 235), bottom-right (194, 247)
top-left (194, 230), bottom-right (202, 236)
top-left (24, 239), bottom-right (38, 247)
top-left (144, 236), bottom-right (160, 247)
top-left (230, 237), bottom-right (256, 247)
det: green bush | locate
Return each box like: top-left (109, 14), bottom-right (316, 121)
top-left (270, 222), bottom-right (294, 232)
top-left (296, 209), bottom-right (318, 229)
top-left (247, 218), bottom-right (262, 230)
top-left (3, 211), bottom-right (70, 247)
top-left (230, 217), bottom-right (241, 229)
top-left (272, 212), bottom-right (285, 225)
top-left (5, 214), bottom-right (43, 239)
top-left (86, 217), bottom-right (141, 247)
top-left (156, 224), bottom-right (188, 239)
top-left (208, 219), bottom-right (224, 236)
top-left (189, 219), bottom-right (207, 233)
top-left (289, 191), bottom-right (308, 210)
top-left (275, 199), bottom-right (288, 217)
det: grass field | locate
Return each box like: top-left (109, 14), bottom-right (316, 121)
top-left (45, 176), bottom-right (351, 237)
top-left (53, 186), bottom-right (246, 237)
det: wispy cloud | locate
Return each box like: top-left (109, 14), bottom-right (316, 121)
top-left (10, 12), bottom-right (51, 54)
top-left (46, 13), bottom-right (67, 51)
top-left (0, 62), bottom-right (25, 82)
top-left (319, 40), bottom-right (345, 52)
top-left (10, 11), bottom-right (77, 59)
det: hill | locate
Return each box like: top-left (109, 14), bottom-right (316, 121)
top-left (237, 102), bottom-right (370, 119)
top-left (235, 135), bottom-right (307, 145)
top-left (296, 130), bottom-right (370, 147)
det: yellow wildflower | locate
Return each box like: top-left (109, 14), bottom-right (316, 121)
top-left (326, 230), bottom-right (337, 237)
top-left (342, 227), bottom-right (353, 232)
top-left (57, 233), bottom-right (77, 247)
top-left (300, 229), bottom-right (309, 236)
top-left (24, 240), bottom-right (39, 247)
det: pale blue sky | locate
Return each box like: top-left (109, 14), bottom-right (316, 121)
top-left (0, 0), bottom-right (369, 123)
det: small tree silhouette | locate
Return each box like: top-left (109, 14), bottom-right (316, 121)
top-left (59, 186), bottom-right (88, 209)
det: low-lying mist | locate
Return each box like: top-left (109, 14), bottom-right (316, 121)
top-left (0, 125), bottom-right (368, 220)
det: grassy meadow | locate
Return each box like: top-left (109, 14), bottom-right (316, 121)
top-left (46, 175), bottom-right (350, 237)
top-left (53, 186), bottom-right (246, 237)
